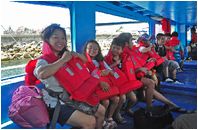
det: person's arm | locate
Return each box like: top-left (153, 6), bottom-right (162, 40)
top-left (37, 51), bottom-right (72, 79)
top-left (164, 45), bottom-right (172, 50)
top-left (71, 51), bottom-right (88, 63)
top-left (135, 67), bottom-right (148, 74)
top-left (139, 46), bottom-right (152, 53)
top-left (100, 61), bottom-right (114, 76)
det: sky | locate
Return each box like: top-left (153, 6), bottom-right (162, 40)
top-left (0, 0), bottom-right (150, 35)
top-left (1, 0), bottom-right (70, 31)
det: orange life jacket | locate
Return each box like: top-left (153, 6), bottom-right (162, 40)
top-left (104, 52), bottom-right (142, 94)
top-left (25, 42), bottom-right (99, 106)
top-left (164, 37), bottom-right (180, 60)
top-left (123, 47), bottom-right (147, 78)
top-left (85, 53), bottom-right (119, 100)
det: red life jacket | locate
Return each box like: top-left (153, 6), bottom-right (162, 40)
top-left (25, 59), bottom-right (40, 85)
top-left (104, 52), bottom-right (142, 94)
top-left (85, 53), bottom-right (119, 100)
top-left (192, 33), bottom-right (197, 43)
top-left (123, 47), bottom-right (148, 78)
top-left (134, 43), bottom-right (155, 70)
top-left (165, 37), bottom-right (179, 60)
top-left (26, 42), bottom-right (99, 106)
top-left (148, 47), bottom-right (164, 66)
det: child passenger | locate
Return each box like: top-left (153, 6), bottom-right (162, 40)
top-left (105, 38), bottom-right (142, 123)
top-left (155, 33), bottom-right (183, 84)
top-left (83, 40), bottom-right (119, 128)
top-left (33, 24), bottom-right (105, 129)
top-left (116, 32), bottom-right (188, 115)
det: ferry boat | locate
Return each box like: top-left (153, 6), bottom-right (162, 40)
top-left (1, 1), bottom-right (197, 129)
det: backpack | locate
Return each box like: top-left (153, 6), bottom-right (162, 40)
top-left (8, 85), bottom-right (50, 128)
top-left (133, 105), bottom-right (174, 129)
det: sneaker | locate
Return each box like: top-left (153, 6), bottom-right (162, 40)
top-left (165, 78), bottom-right (174, 82)
top-left (174, 80), bottom-right (184, 84)
top-left (177, 68), bottom-right (183, 72)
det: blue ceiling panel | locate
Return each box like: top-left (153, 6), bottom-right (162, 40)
top-left (16, 1), bottom-right (197, 26)
top-left (131, 1), bottom-right (197, 25)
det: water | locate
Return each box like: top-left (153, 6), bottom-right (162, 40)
top-left (1, 59), bottom-right (31, 79)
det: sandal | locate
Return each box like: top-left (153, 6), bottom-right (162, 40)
top-left (107, 118), bottom-right (117, 129)
top-left (103, 120), bottom-right (113, 129)
top-left (114, 116), bottom-right (127, 124)
top-left (126, 109), bottom-right (134, 117)
top-left (166, 105), bottom-right (189, 113)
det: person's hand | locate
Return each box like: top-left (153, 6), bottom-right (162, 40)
top-left (138, 67), bottom-right (148, 74)
top-left (100, 69), bottom-right (111, 76)
top-left (61, 51), bottom-right (72, 62)
top-left (147, 70), bottom-right (152, 76)
top-left (170, 47), bottom-right (176, 52)
top-left (71, 51), bottom-right (80, 57)
top-left (100, 81), bottom-right (110, 92)
top-left (162, 56), bottom-right (168, 60)
top-left (109, 70), bottom-right (115, 76)
top-left (113, 56), bottom-right (121, 65)
top-left (147, 58), bottom-right (156, 62)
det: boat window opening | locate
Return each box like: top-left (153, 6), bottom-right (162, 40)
top-left (95, 12), bottom-right (148, 55)
top-left (1, 1), bottom-right (71, 79)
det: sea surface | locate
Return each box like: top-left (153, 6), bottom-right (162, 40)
top-left (1, 59), bottom-right (31, 79)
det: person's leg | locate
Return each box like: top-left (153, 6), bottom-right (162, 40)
top-left (114, 95), bottom-right (126, 124)
top-left (94, 104), bottom-right (106, 129)
top-left (140, 77), bottom-right (155, 109)
top-left (169, 60), bottom-right (183, 83)
top-left (163, 60), bottom-right (173, 82)
top-left (104, 96), bottom-right (119, 128)
top-left (172, 69), bottom-right (177, 80)
top-left (66, 110), bottom-right (96, 129)
top-left (126, 91), bottom-right (137, 116)
top-left (107, 96), bottom-right (119, 119)
top-left (101, 99), bottom-right (109, 110)
top-left (153, 89), bottom-right (177, 107)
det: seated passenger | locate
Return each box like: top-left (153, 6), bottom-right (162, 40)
top-left (116, 32), bottom-right (187, 115)
top-left (83, 40), bottom-right (120, 128)
top-left (33, 24), bottom-right (105, 129)
top-left (105, 38), bottom-right (143, 123)
top-left (155, 33), bottom-right (183, 84)
top-left (164, 32), bottom-right (179, 60)
top-left (136, 33), bottom-right (164, 86)
top-left (187, 41), bottom-right (197, 60)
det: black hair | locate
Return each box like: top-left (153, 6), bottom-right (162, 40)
top-left (41, 23), bottom-right (66, 43)
top-left (83, 40), bottom-right (104, 62)
top-left (156, 33), bottom-right (164, 40)
top-left (117, 32), bottom-right (133, 44)
top-left (111, 37), bottom-right (125, 49)
top-left (41, 24), bottom-right (67, 56)
top-left (165, 33), bottom-right (171, 37)
top-left (191, 26), bottom-right (196, 33)
top-left (171, 31), bottom-right (178, 37)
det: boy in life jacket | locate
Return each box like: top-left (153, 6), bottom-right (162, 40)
top-left (32, 24), bottom-right (106, 129)
top-left (155, 33), bottom-right (183, 84)
top-left (104, 37), bottom-right (142, 124)
top-left (136, 33), bottom-right (162, 86)
top-left (83, 40), bottom-right (120, 128)
top-left (117, 32), bottom-right (187, 116)
top-left (164, 32), bottom-right (182, 63)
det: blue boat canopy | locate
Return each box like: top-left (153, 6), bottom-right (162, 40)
top-left (18, 1), bottom-right (197, 26)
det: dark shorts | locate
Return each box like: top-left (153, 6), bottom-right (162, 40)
top-left (48, 105), bottom-right (76, 126)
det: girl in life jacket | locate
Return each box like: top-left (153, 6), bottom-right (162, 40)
top-left (83, 40), bottom-right (119, 128)
top-left (105, 37), bottom-right (142, 124)
top-left (117, 32), bottom-right (186, 116)
top-left (33, 24), bottom-right (106, 129)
